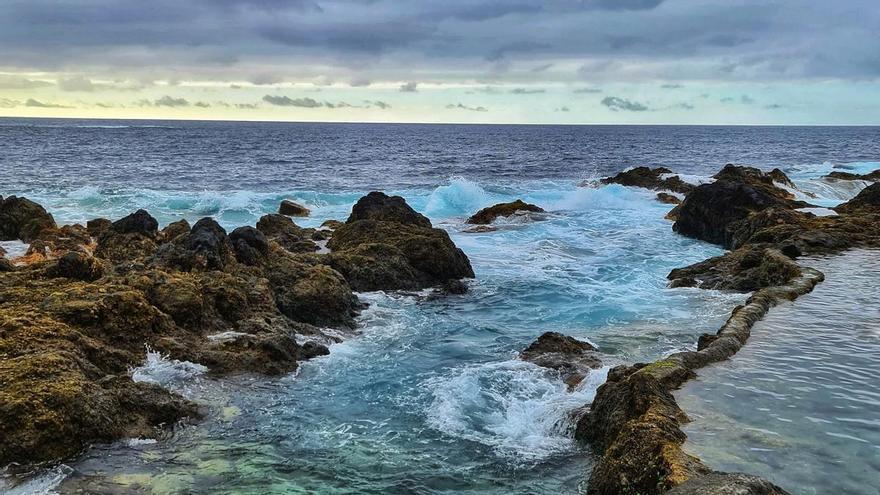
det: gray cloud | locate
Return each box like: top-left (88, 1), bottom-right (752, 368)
top-left (154, 95), bottom-right (190, 107)
top-left (446, 102), bottom-right (488, 112)
top-left (25, 98), bottom-right (72, 108)
top-left (601, 96), bottom-right (649, 112)
top-left (574, 87), bottom-right (602, 94)
top-left (510, 88), bottom-right (545, 94)
top-left (349, 77), bottom-right (371, 87)
top-left (194, 101), bottom-right (211, 108)
top-left (399, 81), bottom-right (418, 92)
top-left (366, 100), bottom-right (392, 109)
top-left (58, 76), bottom-right (97, 92)
top-left (235, 103), bottom-right (259, 109)
top-left (0, 98), bottom-right (21, 108)
top-left (262, 95), bottom-right (322, 107)
top-left (0, 75), bottom-right (52, 89)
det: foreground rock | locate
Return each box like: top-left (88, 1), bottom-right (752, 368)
top-left (326, 192), bottom-right (474, 291)
top-left (668, 247), bottom-right (801, 292)
top-left (0, 195), bottom-right (57, 242)
top-left (601, 167), bottom-right (694, 194)
top-left (0, 191), bottom-right (476, 466)
top-left (279, 199), bottom-right (310, 217)
top-left (835, 182), bottom-right (880, 213)
top-left (466, 199), bottom-right (545, 225)
top-left (520, 332), bottom-right (602, 389)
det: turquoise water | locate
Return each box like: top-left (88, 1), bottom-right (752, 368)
top-left (10, 179), bottom-right (744, 495)
top-left (678, 250), bottom-right (880, 495)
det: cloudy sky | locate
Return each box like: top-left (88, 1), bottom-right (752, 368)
top-left (1, 0), bottom-right (877, 124)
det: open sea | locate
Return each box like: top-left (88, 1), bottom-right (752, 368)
top-left (1, 118), bottom-right (878, 494)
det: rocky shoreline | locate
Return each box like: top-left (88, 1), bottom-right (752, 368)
top-left (0, 191), bottom-right (473, 466)
top-left (572, 165), bottom-right (880, 494)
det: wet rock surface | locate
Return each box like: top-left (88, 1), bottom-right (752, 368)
top-left (279, 199), bottom-right (310, 217)
top-left (656, 192), bottom-right (681, 205)
top-left (0, 195), bottom-right (57, 242)
top-left (466, 199), bottom-right (545, 225)
top-left (520, 332), bottom-right (602, 390)
top-left (668, 247), bottom-right (801, 292)
top-left (667, 472), bottom-right (791, 495)
top-left (0, 191), bottom-right (472, 466)
top-left (825, 169), bottom-right (880, 182)
top-left (601, 166), bottom-right (695, 194)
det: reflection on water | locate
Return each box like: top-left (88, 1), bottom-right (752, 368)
top-left (678, 250), bottom-right (880, 495)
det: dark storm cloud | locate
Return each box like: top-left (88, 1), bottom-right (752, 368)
top-left (262, 95), bottom-right (322, 107)
top-left (0, 0), bottom-right (877, 83)
top-left (601, 96), bottom-right (649, 112)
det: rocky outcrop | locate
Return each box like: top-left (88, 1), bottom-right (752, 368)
top-left (825, 169), bottom-right (880, 182)
top-left (656, 192), bottom-right (681, 205)
top-left (577, 268), bottom-right (823, 495)
top-left (667, 472), bottom-right (791, 495)
top-left (326, 192), bottom-right (474, 291)
top-left (279, 199), bottom-right (310, 217)
top-left (667, 247), bottom-right (801, 292)
top-left (0, 195), bottom-right (57, 242)
top-left (466, 200), bottom-right (545, 225)
top-left (601, 167), bottom-right (694, 194)
top-left (835, 182), bottom-right (880, 213)
top-left (520, 332), bottom-right (602, 389)
top-left (256, 214), bottom-right (318, 253)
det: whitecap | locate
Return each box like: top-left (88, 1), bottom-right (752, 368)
top-left (130, 346), bottom-right (207, 393)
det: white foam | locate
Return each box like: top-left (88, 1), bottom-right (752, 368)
top-left (551, 183), bottom-right (655, 211)
top-left (124, 437), bottom-right (158, 447)
top-left (0, 240), bottom-right (29, 259)
top-left (130, 346), bottom-right (207, 391)
top-left (425, 177), bottom-right (491, 218)
top-left (425, 360), bottom-right (609, 463)
top-left (0, 465), bottom-right (72, 495)
top-left (797, 207), bottom-right (838, 217)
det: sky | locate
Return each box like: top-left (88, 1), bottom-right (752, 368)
top-left (0, 0), bottom-right (878, 124)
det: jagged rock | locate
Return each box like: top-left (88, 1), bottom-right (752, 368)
top-left (520, 332), bottom-right (602, 389)
top-left (712, 165), bottom-right (796, 201)
top-left (667, 472), bottom-right (791, 495)
top-left (825, 169), bottom-right (880, 182)
top-left (836, 182), bottom-right (880, 213)
top-left (347, 191), bottom-right (432, 228)
top-left (266, 251), bottom-right (358, 327)
top-left (112, 209), bottom-right (159, 236)
top-left (86, 218), bottom-right (112, 237)
top-left (656, 192), bottom-right (681, 205)
top-left (0, 196), bottom-right (57, 242)
top-left (466, 199), bottom-right (545, 225)
top-left (160, 219), bottom-right (191, 241)
top-left (279, 199), bottom-right (310, 217)
top-left (601, 166), bottom-right (694, 194)
top-left (229, 226), bottom-right (269, 265)
top-left (326, 192), bottom-right (474, 291)
top-left (321, 219), bottom-right (344, 230)
top-left (668, 247), bottom-right (802, 292)
top-left (256, 214), bottom-right (318, 253)
top-left (47, 251), bottom-right (105, 281)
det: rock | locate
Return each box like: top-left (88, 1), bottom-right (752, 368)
top-left (327, 203), bottom-right (474, 291)
top-left (160, 219), bottom-right (191, 241)
top-left (229, 226), bottom-right (269, 265)
top-left (47, 251), bottom-right (105, 281)
top-left (0, 258), bottom-right (13, 272)
top-left (520, 332), bottom-right (602, 389)
top-left (835, 182), bottom-right (880, 213)
top-left (256, 214), bottom-right (319, 253)
top-left (439, 278), bottom-right (469, 295)
top-left (767, 168), bottom-right (795, 188)
top-left (86, 218), bottom-right (112, 237)
top-left (300, 341), bottom-right (331, 359)
top-left (0, 245), bottom-right (6, 257)
top-left (673, 167), bottom-right (807, 248)
top-left (111, 209), bottom-right (159, 236)
top-left (656, 192), bottom-right (681, 205)
top-left (601, 166), bottom-right (694, 194)
top-left (266, 252), bottom-right (358, 327)
top-left (94, 229), bottom-right (159, 264)
top-left (279, 199), bottom-right (310, 217)
top-left (667, 472), bottom-right (791, 495)
top-left (463, 225), bottom-right (498, 233)
top-left (712, 165), bottom-right (796, 201)
top-left (825, 169), bottom-right (880, 182)
top-left (163, 217), bottom-right (231, 271)
top-left (321, 219), bottom-right (344, 230)
top-left (347, 191), bottom-right (432, 228)
top-left (466, 199), bottom-right (545, 225)
top-left (0, 196), bottom-right (57, 242)
top-left (668, 247), bottom-right (802, 292)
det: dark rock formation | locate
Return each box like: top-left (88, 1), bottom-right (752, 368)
top-left (160, 219), bottom-right (191, 241)
top-left (326, 192), bottom-right (474, 291)
top-left (47, 251), bottom-right (105, 281)
top-left (656, 192), bottom-right (681, 205)
top-left (0, 195), bottom-right (57, 242)
top-left (256, 214), bottom-right (318, 253)
top-left (667, 472), bottom-right (791, 495)
top-left (836, 182), bottom-right (880, 213)
top-left (668, 247), bottom-right (801, 291)
top-left (825, 169), bottom-right (880, 182)
top-left (112, 209), bottom-right (159, 236)
top-left (601, 167), bottom-right (694, 194)
top-left (229, 226), bottom-right (269, 265)
top-left (520, 332), bottom-right (602, 389)
top-left (86, 218), bottom-right (112, 237)
top-left (466, 199), bottom-right (545, 225)
top-left (279, 199), bottom-right (310, 217)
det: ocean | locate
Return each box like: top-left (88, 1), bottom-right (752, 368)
top-left (1, 118), bottom-right (879, 494)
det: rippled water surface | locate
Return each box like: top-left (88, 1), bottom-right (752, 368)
top-left (1, 120), bottom-right (879, 494)
top-left (679, 250), bottom-right (880, 495)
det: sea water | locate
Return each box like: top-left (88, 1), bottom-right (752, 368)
top-left (0, 119), bottom-right (878, 494)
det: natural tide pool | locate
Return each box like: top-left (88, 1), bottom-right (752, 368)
top-left (678, 249), bottom-right (880, 495)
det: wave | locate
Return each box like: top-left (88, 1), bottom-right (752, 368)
top-left (425, 360), bottom-right (608, 463)
top-left (424, 177), bottom-right (492, 218)
top-left (130, 346), bottom-right (207, 396)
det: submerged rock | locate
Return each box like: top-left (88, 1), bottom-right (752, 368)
top-left (279, 199), bottom-right (310, 217)
top-left (466, 199), bottom-right (545, 225)
top-left (667, 472), bottom-right (791, 495)
top-left (0, 195), bottom-right (57, 242)
top-left (520, 332), bottom-right (602, 389)
top-left (326, 192), bottom-right (474, 291)
top-left (601, 166), bottom-right (694, 194)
